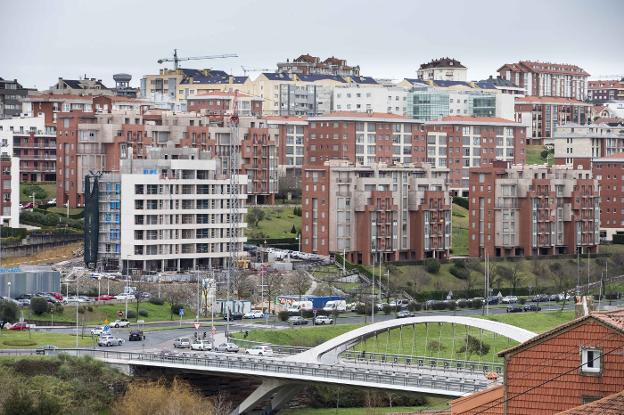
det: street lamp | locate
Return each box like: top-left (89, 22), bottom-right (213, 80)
top-left (296, 233), bottom-right (301, 253)
top-left (7, 281), bottom-right (11, 299)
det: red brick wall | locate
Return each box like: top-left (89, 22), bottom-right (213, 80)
top-left (593, 161), bottom-right (624, 231)
top-left (504, 320), bottom-right (624, 414)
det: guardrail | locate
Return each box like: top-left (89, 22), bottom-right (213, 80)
top-left (340, 351), bottom-right (504, 375)
top-left (228, 338), bottom-right (309, 356)
top-left (44, 348), bottom-right (492, 395)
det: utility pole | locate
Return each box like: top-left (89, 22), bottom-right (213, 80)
top-left (371, 252), bottom-right (376, 324)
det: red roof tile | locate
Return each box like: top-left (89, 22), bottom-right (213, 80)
top-left (556, 389), bottom-right (624, 414)
top-left (318, 111), bottom-right (409, 119)
top-left (437, 116), bottom-right (517, 123)
top-left (515, 96), bottom-right (590, 105)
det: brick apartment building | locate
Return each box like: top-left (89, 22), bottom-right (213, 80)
top-left (553, 123), bottom-right (624, 169)
top-left (592, 153), bottom-right (624, 240)
top-left (0, 154), bottom-right (19, 227)
top-left (301, 160), bottom-right (451, 264)
top-left (265, 115), bottom-right (308, 195)
top-left (276, 54), bottom-right (360, 77)
top-left (424, 116), bottom-right (526, 196)
top-left (497, 61), bottom-right (590, 100)
top-left (0, 77), bottom-right (30, 118)
top-left (514, 96), bottom-right (591, 145)
top-left (449, 309), bottom-right (624, 414)
top-left (56, 110), bottom-right (278, 207)
top-left (587, 79), bottom-right (624, 103)
top-left (468, 163), bottom-right (599, 258)
top-left (186, 91), bottom-right (263, 117)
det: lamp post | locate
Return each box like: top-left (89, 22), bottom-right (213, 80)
top-left (7, 281), bottom-right (11, 299)
top-left (296, 233), bottom-right (301, 253)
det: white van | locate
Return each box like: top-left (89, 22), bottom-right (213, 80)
top-left (322, 300), bottom-right (347, 313)
top-left (287, 300), bottom-right (313, 314)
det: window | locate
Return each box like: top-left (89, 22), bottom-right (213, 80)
top-left (581, 348), bottom-right (601, 374)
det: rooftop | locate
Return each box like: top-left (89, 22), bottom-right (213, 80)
top-left (556, 390), bottom-right (624, 415)
top-left (430, 115), bottom-right (519, 125)
top-left (498, 61), bottom-right (590, 77)
top-left (310, 111), bottom-right (413, 121)
top-left (419, 57), bottom-right (466, 70)
top-left (515, 96), bottom-right (591, 105)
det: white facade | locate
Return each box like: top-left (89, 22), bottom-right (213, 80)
top-left (1, 156), bottom-right (20, 228)
top-left (417, 66), bottom-right (467, 82)
top-left (333, 86), bottom-right (407, 115)
top-left (554, 123), bottom-right (624, 166)
top-left (0, 115), bottom-right (52, 155)
top-left (113, 148), bottom-right (248, 273)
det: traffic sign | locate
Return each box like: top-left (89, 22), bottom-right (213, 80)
top-left (179, 308), bottom-right (185, 317)
top-left (103, 325), bottom-right (110, 332)
top-left (103, 319), bottom-right (109, 325)
top-left (193, 322), bottom-right (200, 330)
top-left (211, 326), bottom-right (217, 336)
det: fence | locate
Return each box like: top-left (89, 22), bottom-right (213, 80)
top-left (1, 232), bottom-right (81, 258)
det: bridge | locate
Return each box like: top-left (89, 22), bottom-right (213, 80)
top-left (44, 316), bottom-right (537, 414)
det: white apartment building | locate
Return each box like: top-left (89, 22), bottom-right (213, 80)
top-left (553, 123), bottom-right (624, 168)
top-left (417, 58), bottom-right (468, 82)
top-left (90, 147), bottom-right (248, 273)
top-left (333, 86), bottom-right (407, 115)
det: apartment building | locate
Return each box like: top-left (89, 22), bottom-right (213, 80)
top-left (0, 115), bottom-right (56, 182)
top-left (186, 91), bottom-right (263, 116)
top-left (49, 77), bottom-right (111, 96)
top-left (304, 112), bottom-right (424, 168)
top-left (417, 58), bottom-right (467, 82)
top-left (265, 116), bottom-right (307, 195)
top-left (514, 96), bottom-right (591, 145)
top-left (591, 153), bottom-right (624, 241)
top-left (553, 123), bottom-right (624, 169)
top-left (56, 110), bottom-right (278, 207)
top-left (0, 77), bottom-right (30, 118)
top-left (85, 147), bottom-right (247, 273)
top-left (333, 85), bottom-right (407, 115)
top-left (0, 154), bottom-right (20, 228)
top-left (497, 61), bottom-right (590, 100)
top-left (424, 116), bottom-right (526, 196)
top-left (278, 81), bottom-right (334, 116)
top-left (468, 163), bottom-right (599, 258)
top-left (587, 79), bottom-right (624, 103)
top-left (276, 54), bottom-right (360, 77)
top-left (301, 160), bottom-right (451, 264)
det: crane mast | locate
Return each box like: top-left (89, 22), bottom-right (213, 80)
top-left (157, 49), bottom-right (238, 70)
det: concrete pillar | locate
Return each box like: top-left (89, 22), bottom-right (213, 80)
top-left (230, 379), bottom-right (301, 415)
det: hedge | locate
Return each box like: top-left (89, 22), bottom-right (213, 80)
top-left (0, 227), bottom-right (27, 239)
top-left (453, 196), bottom-right (469, 210)
top-left (613, 233), bottom-right (624, 244)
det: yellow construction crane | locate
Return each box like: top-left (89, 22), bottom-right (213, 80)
top-left (157, 49), bottom-right (238, 70)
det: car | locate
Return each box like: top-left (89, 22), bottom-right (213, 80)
top-left (128, 330), bottom-right (145, 341)
top-left (287, 316), bottom-right (308, 325)
top-left (243, 310), bottom-right (264, 319)
top-left (140, 292), bottom-right (152, 299)
top-left (215, 342), bottom-right (240, 353)
top-left (8, 322), bottom-right (29, 331)
top-left (98, 335), bottom-right (124, 347)
top-left (396, 310), bottom-right (413, 318)
top-left (49, 292), bottom-right (63, 301)
top-left (486, 296), bottom-right (500, 305)
top-left (111, 319), bottom-right (129, 328)
top-left (523, 304), bottom-right (542, 312)
top-left (64, 296), bottom-right (86, 304)
top-left (173, 337), bottom-right (191, 348)
top-left (501, 296), bottom-right (518, 304)
top-left (90, 326), bottom-right (106, 336)
top-left (45, 296), bottom-right (60, 304)
top-left (531, 294), bottom-right (549, 303)
top-left (95, 295), bottom-right (115, 301)
top-left (191, 340), bottom-right (212, 351)
top-left (115, 293), bottom-right (135, 301)
top-left (506, 305), bottom-right (524, 313)
top-left (17, 299), bottom-right (31, 307)
top-left (548, 294), bottom-right (560, 302)
top-left (35, 345), bottom-right (58, 355)
top-left (22, 202), bottom-right (33, 209)
top-left (245, 345), bottom-right (273, 356)
top-left (313, 315), bottom-right (333, 325)
top-left (223, 312), bottom-right (243, 321)
top-left (47, 198), bottom-right (56, 205)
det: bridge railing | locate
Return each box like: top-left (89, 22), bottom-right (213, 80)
top-left (340, 351), bottom-right (504, 375)
top-left (44, 348), bottom-right (494, 395)
top-left (227, 338), bottom-right (310, 356)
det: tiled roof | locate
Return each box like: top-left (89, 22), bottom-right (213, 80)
top-left (498, 61), bottom-right (590, 77)
top-left (515, 96), bottom-right (590, 105)
top-left (294, 54), bottom-right (319, 63)
top-left (349, 75), bottom-right (378, 84)
top-left (297, 74), bottom-right (346, 83)
top-left (588, 80), bottom-right (623, 89)
top-left (499, 309), bottom-right (624, 357)
top-left (420, 58), bottom-right (466, 70)
top-left (25, 93), bottom-right (93, 101)
top-left (314, 111), bottom-right (410, 120)
top-left (476, 76), bottom-right (521, 89)
top-left (402, 78), bottom-right (429, 87)
top-left (436, 116), bottom-right (518, 124)
top-left (556, 390), bottom-right (624, 414)
top-left (260, 72), bottom-right (294, 81)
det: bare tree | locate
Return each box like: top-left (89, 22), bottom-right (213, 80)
top-left (288, 271), bottom-right (311, 300)
top-left (211, 392), bottom-right (233, 414)
top-left (264, 272), bottom-right (285, 314)
top-left (231, 272), bottom-right (252, 300)
top-left (164, 284), bottom-right (193, 319)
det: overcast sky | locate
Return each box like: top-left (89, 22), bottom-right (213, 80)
top-left (1, 0), bottom-right (623, 89)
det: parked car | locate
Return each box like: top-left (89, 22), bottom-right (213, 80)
top-left (245, 345), bottom-right (273, 356)
top-left (63, 296), bottom-right (85, 304)
top-left (243, 310), bottom-right (264, 319)
top-left (215, 342), bottom-right (240, 353)
top-left (173, 337), bottom-right (192, 348)
top-left (47, 198), bottom-right (56, 205)
top-left (486, 296), bottom-right (500, 305)
top-left (501, 296), bottom-right (518, 304)
top-left (223, 312), bottom-right (243, 321)
top-left (95, 295), bottom-right (115, 301)
top-left (35, 345), bottom-right (58, 355)
top-left (90, 326), bottom-right (106, 336)
top-left (191, 340), bottom-right (212, 351)
top-left (8, 322), bottom-right (29, 331)
top-left (531, 294), bottom-right (550, 302)
top-left (506, 305), bottom-right (524, 313)
top-left (98, 335), bottom-right (124, 347)
top-left (548, 294), bottom-right (560, 302)
top-left (523, 304), bottom-right (542, 312)
top-left (17, 299), bottom-right (31, 307)
top-left (22, 202), bottom-right (33, 209)
top-left (396, 310), bottom-right (413, 318)
top-left (111, 319), bottom-right (129, 328)
top-left (287, 316), bottom-right (308, 326)
top-left (313, 315), bottom-right (333, 325)
top-left (115, 293), bottom-right (135, 301)
top-left (49, 292), bottom-right (63, 301)
top-left (128, 330), bottom-right (145, 341)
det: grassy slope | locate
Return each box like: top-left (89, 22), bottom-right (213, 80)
top-left (0, 330), bottom-right (92, 349)
top-left (246, 206), bottom-right (301, 239)
top-left (233, 311), bottom-right (574, 361)
top-left (452, 204), bottom-right (469, 256)
top-left (20, 182), bottom-right (56, 203)
top-left (280, 402), bottom-right (449, 415)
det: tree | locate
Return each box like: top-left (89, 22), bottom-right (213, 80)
top-left (164, 285), bottom-right (192, 319)
top-left (288, 271), bottom-right (310, 301)
top-left (247, 207), bottom-right (265, 227)
top-left (264, 272), bottom-right (285, 314)
top-left (499, 262), bottom-right (522, 294)
top-left (0, 300), bottom-right (18, 324)
top-left (30, 297), bottom-right (49, 315)
top-left (231, 272), bottom-right (252, 300)
top-left (424, 258), bottom-right (440, 274)
top-left (290, 224), bottom-right (297, 234)
top-left (21, 184), bottom-right (47, 201)
top-left (113, 378), bottom-right (216, 415)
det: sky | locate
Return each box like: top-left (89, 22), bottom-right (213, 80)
top-left (1, 0), bottom-right (623, 89)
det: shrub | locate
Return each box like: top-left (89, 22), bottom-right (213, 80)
top-left (518, 297), bottom-right (527, 305)
top-left (170, 304), bottom-right (184, 316)
top-left (424, 258), bottom-right (440, 274)
top-left (408, 301), bottom-right (422, 312)
top-left (427, 340), bottom-right (447, 353)
top-left (449, 265), bottom-right (471, 280)
top-left (447, 301), bottom-right (457, 311)
top-left (457, 334), bottom-right (491, 356)
top-left (278, 311), bottom-right (289, 322)
top-left (456, 299), bottom-right (469, 308)
top-left (126, 310), bottom-right (137, 319)
top-left (382, 304), bottom-right (392, 315)
top-left (0, 227), bottom-right (27, 239)
top-left (301, 310), bottom-right (314, 319)
top-left (138, 309), bottom-right (149, 317)
top-left (148, 297), bottom-right (165, 306)
top-left (87, 305), bottom-right (94, 312)
top-left (2, 340), bottom-right (37, 347)
top-left (453, 196), bottom-right (469, 210)
top-left (30, 297), bottom-right (49, 315)
top-left (78, 306), bottom-right (86, 314)
top-left (53, 303), bottom-right (64, 314)
top-left (290, 224), bottom-right (297, 234)
top-left (0, 299), bottom-right (18, 323)
top-left (469, 299), bottom-right (483, 309)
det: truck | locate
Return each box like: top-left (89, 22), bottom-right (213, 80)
top-left (287, 300), bottom-right (313, 314)
top-left (277, 295), bottom-right (344, 312)
top-left (322, 299), bottom-right (347, 313)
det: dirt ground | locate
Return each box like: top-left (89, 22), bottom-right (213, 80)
top-left (0, 241), bottom-right (82, 267)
